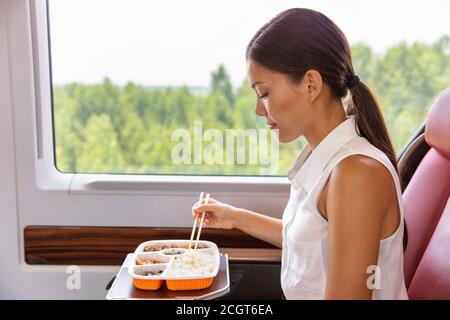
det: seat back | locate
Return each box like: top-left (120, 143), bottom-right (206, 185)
top-left (402, 87), bottom-right (450, 299)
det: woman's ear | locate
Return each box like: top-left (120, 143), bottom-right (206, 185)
top-left (304, 69), bottom-right (323, 103)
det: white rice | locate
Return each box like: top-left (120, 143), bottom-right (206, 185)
top-left (165, 249), bottom-right (215, 277)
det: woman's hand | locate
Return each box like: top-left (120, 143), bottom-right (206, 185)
top-left (192, 197), bottom-right (283, 247)
top-left (191, 197), bottom-right (238, 229)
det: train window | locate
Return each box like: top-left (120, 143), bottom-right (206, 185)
top-left (48, 0), bottom-right (449, 176)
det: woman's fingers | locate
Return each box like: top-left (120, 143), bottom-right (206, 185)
top-left (193, 197), bottom-right (218, 207)
top-left (190, 211), bottom-right (212, 227)
top-left (211, 198), bottom-right (219, 204)
top-left (191, 198), bottom-right (220, 226)
top-left (192, 203), bottom-right (219, 213)
top-left (203, 213), bottom-right (214, 227)
top-left (191, 197), bottom-right (218, 211)
top-left (204, 213), bottom-right (212, 224)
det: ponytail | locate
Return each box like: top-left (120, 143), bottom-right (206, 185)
top-left (349, 81), bottom-right (398, 173)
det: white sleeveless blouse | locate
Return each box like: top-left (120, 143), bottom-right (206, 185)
top-left (281, 115), bottom-right (409, 300)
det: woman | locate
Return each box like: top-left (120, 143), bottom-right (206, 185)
top-left (192, 8), bottom-right (408, 300)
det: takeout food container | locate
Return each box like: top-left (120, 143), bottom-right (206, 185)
top-left (128, 240), bottom-right (220, 291)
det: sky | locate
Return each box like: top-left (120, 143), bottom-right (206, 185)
top-left (48, 0), bottom-right (450, 88)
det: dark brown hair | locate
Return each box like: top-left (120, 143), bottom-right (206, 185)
top-left (246, 8), bottom-right (398, 172)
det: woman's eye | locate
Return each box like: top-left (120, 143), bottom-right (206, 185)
top-left (259, 93), bottom-right (268, 100)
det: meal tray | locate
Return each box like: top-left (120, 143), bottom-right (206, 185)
top-left (106, 253), bottom-right (230, 300)
top-left (129, 240), bottom-right (221, 291)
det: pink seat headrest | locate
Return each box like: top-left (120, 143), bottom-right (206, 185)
top-left (425, 87), bottom-right (450, 160)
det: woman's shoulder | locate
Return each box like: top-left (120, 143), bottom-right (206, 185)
top-left (333, 154), bottom-right (392, 186)
top-left (320, 134), bottom-right (400, 208)
top-left (327, 154), bottom-right (396, 211)
top-left (330, 135), bottom-right (397, 179)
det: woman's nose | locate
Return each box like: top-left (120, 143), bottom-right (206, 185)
top-left (255, 100), bottom-right (267, 117)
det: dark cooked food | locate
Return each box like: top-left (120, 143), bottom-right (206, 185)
top-left (141, 270), bottom-right (164, 276)
top-left (161, 249), bottom-right (185, 256)
top-left (143, 242), bottom-right (208, 252)
top-left (191, 243), bottom-right (209, 249)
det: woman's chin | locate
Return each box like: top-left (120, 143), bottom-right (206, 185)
top-left (276, 131), bottom-right (297, 143)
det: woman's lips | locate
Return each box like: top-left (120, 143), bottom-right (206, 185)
top-left (267, 123), bottom-right (278, 130)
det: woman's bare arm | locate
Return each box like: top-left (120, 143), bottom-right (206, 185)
top-left (324, 155), bottom-right (396, 299)
top-left (231, 208), bottom-right (283, 248)
top-left (192, 199), bottom-right (282, 248)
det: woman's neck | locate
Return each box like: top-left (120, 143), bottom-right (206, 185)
top-left (305, 100), bottom-right (347, 150)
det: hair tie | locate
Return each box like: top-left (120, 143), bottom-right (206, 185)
top-left (345, 74), bottom-right (360, 89)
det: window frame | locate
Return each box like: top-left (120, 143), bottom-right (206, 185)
top-left (37, 0), bottom-right (291, 194)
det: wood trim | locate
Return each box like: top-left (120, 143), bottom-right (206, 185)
top-left (24, 226), bottom-right (279, 265)
top-left (220, 248), bottom-right (281, 263)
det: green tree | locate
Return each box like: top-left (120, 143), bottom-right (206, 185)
top-left (76, 114), bottom-right (125, 172)
top-left (211, 64), bottom-right (235, 106)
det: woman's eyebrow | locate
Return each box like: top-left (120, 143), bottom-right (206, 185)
top-left (251, 81), bottom-right (265, 89)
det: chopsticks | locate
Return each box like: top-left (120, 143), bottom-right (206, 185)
top-left (194, 192), bottom-right (209, 249)
top-left (188, 192), bottom-right (203, 250)
top-left (189, 192), bottom-right (210, 250)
